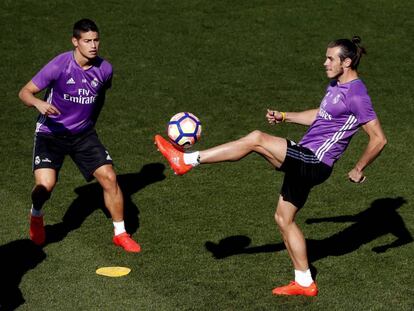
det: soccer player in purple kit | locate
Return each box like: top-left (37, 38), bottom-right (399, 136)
top-left (155, 36), bottom-right (387, 295)
top-left (18, 19), bottom-right (141, 253)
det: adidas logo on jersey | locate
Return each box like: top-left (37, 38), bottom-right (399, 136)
top-left (66, 77), bottom-right (76, 85)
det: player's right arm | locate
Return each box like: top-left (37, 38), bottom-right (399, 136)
top-left (266, 108), bottom-right (318, 126)
top-left (18, 80), bottom-right (61, 116)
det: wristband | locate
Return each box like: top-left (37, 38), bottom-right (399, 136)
top-left (281, 112), bottom-right (286, 122)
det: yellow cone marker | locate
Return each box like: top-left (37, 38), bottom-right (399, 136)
top-left (96, 266), bottom-right (131, 277)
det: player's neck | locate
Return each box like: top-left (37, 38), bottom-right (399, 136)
top-left (73, 50), bottom-right (94, 70)
top-left (337, 69), bottom-right (359, 84)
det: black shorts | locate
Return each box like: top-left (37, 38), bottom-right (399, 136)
top-left (32, 128), bottom-right (113, 182)
top-left (278, 140), bottom-right (332, 209)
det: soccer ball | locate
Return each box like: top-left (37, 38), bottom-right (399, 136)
top-left (167, 112), bottom-right (202, 150)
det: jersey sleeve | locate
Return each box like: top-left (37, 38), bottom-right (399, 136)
top-left (348, 84), bottom-right (377, 125)
top-left (103, 62), bottom-right (113, 90)
top-left (105, 71), bottom-right (113, 90)
top-left (31, 54), bottom-right (66, 90)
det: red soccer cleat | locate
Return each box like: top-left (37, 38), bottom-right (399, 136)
top-left (113, 232), bottom-right (141, 253)
top-left (272, 281), bottom-right (318, 297)
top-left (154, 134), bottom-right (193, 175)
top-left (30, 214), bottom-right (46, 246)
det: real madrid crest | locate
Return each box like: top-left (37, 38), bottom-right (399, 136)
top-left (91, 77), bottom-right (99, 88)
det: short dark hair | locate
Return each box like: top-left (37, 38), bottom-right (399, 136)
top-left (328, 36), bottom-right (367, 70)
top-left (73, 18), bottom-right (99, 39)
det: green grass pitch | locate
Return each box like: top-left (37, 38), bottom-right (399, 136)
top-left (0, 0), bottom-right (413, 310)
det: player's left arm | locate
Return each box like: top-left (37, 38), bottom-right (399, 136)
top-left (91, 74), bottom-right (111, 126)
top-left (266, 108), bottom-right (319, 126)
top-left (348, 118), bottom-right (387, 183)
top-left (91, 89), bottom-right (106, 126)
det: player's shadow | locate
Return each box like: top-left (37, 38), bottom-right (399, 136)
top-left (0, 163), bottom-right (165, 310)
top-left (44, 162), bottom-right (166, 244)
top-left (205, 197), bottom-right (412, 263)
top-left (0, 240), bottom-right (46, 311)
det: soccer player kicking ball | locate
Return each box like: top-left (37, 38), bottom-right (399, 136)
top-left (155, 37), bottom-right (387, 295)
top-left (18, 19), bottom-right (140, 252)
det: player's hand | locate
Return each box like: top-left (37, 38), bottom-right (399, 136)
top-left (266, 109), bottom-right (284, 125)
top-left (34, 101), bottom-right (61, 116)
top-left (348, 168), bottom-right (366, 183)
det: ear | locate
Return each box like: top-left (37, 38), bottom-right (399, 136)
top-left (71, 37), bottom-right (78, 48)
top-left (343, 57), bottom-right (352, 68)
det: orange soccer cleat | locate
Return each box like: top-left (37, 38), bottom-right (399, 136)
top-left (272, 281), bottom-right (318, 297)
top-left (30, 214), bottom-right (46, 246)
top-left (154, 134), bottom-right (193, 175)
top-left (113, 232), bottom-right (141, 253)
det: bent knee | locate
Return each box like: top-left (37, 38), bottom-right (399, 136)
top-left (38, 183), bottom-right (55, 193)
top-left (96, 167), bottom-right (118, 188)
top-left (274, 207), bottom-right (296, 230)
top-left (243, 130), bottom-right (266, 145)
top-left (34, 178), bottom-right (56, 193)
top-left (274, 212), bottom-right (288, 229)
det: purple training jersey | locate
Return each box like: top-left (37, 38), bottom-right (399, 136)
top-left (299, 79), bottom-right (377, 167)
top-left (32, 51), bottom-right (113, 135)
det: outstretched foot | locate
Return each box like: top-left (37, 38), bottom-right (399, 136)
top-left (154, 134), bottom-right (193, 175)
